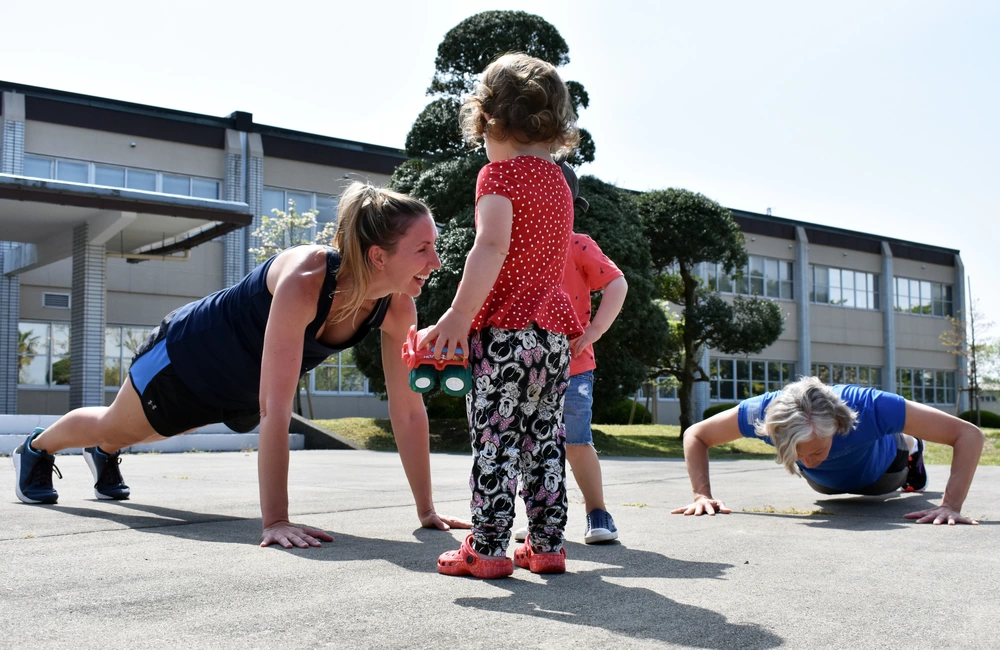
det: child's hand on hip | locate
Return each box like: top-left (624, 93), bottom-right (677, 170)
top-left (570, 325), bottom-right (602, 358)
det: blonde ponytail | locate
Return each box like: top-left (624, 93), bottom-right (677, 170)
top-left (329, 182), bottom-right (430, 324)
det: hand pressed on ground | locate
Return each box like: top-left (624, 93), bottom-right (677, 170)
top-left (420, 508), bottom-right (472, 530)
top-left (261, 521), bottom-right (335, 548)
top-left (904, 505), bottom-right (979, 526)
top-left (671, 496), bottom-right (732, 516)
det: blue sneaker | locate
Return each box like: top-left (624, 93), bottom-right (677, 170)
top-left (11, 428), bottom-right (61, 504)
top-left (584, 509), bottom-right (618, 544)
top-left (82, 446), bottom-right (130, 500)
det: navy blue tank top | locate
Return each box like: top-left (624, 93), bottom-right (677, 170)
top-left (164, 248), bottom-right (390, 410)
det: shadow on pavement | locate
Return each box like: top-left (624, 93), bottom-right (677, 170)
top-left (48, 501), bottom-right (254, 542)
top-left (38, 502), bottom-right (783, 648)
top-left (736, 491), bottom-right (987, 531)
top-left (453, 541), bottom-right (783, 649)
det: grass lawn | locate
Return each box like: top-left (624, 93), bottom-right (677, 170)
top-left (314, 418), bottom-right (1000, 466)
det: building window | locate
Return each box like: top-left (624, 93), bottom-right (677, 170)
top-left (811, 266), bottom-right (880, 310)
top-left (703, 255), bottom-right (793, 300)
top-left (105, 326), bottom-right (154, 388)
top-left (897, 368), bottom-right (956, 404)
top-left (17, 322), bottom-right (71, 387)
top-left (263, 187), bottom-right (339, 232)
top-left (311, 349), bottom-right (370, 394)
top-left (23, 156), bottom-right (54, 179)
top-left (22, 155), bottom-right (220, 199)
top-left (811, 363), bottom-right (883, 389)
top-left (636, 375), bottom-right (681, 401)
top-left (709, 358), bottom-right (795, 400)
top-left (893, 277), bottom-right (953, 317)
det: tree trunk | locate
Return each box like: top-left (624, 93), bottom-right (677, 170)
top-left (678, 378), bottom-right (693, 435)
top-left (678, 262), bottom-right (700, 437)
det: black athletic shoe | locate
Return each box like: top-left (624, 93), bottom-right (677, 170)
top-left (902, 438), bottom-right (929, 492)
top-left (12, 428), bottom-right (61, 504)
top-left (82, 446), bottom-right (131, 500)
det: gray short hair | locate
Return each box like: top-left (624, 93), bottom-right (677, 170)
top-left (754, 377), bottom-right (858, 475)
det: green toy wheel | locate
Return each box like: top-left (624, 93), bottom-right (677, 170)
top-left (440, 365), bottom-right (472, 397)
top-left (409, 365), bottom-right (437, 393)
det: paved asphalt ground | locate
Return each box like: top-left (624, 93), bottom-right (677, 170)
top-left (2, 449), bottom-right (997, 649)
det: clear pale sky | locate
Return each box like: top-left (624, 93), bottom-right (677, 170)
top-left (3, 0), bottom-right (997, 331)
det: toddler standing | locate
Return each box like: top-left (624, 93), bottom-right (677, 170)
top-left (420, 53), bottom-right (583, 578)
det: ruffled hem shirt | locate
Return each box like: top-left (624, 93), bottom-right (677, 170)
top-left (470, 155), bottom-right (583, 339)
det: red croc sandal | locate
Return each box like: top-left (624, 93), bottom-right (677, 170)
top-left (438, 534), bottom-right (513, 579)
top-left (514, 536), bottom-right (566, 574)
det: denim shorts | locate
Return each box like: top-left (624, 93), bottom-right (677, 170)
top-left (564, 370), bottom-right (595, 445)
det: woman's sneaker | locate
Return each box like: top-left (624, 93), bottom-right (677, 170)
top-left (83, 447), bottom-right (131, 500)
top-left (11, 428), bottom-right (61, 504)
top-left (902, 439), bottom-right (929, 492)
top-left (584, 509), bottom-right (619, 544)
top-left (513, 526), bottom-right (528, 543)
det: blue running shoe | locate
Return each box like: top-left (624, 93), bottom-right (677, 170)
top-left (82, 446), bottom-right (130, 500)
top-left (584, 508), bottom-right (618, 544)
top-left (12, 428), bottom-right (61, 504)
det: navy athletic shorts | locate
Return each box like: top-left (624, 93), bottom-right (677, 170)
top-left (128, 322), bottom-right (260, 437)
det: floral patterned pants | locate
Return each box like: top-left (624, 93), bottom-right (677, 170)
top-left (465, 324), bottom-right (571, 556)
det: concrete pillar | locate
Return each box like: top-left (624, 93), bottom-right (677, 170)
top-left (954, 255), bottom-right (968, 413)
top-left (1, 93), bottom-right (26, 414)
top-left (0, 243), bottom-right (20, 414)
top-left (1, 92), bottom-right (25, 175)
top-left (243, 133), bottom-right (264, 275)
top-left (69, 223), bottom-right (107, 409)
top-left (795, 227), bottom-right (810, 377)
top-left (222, 129), bottom-right (246, 286)
top-left (881, 242), bottom-right (896, 393)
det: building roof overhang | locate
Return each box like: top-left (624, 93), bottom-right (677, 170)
top-left (0, 174), bottom-right (252, 275)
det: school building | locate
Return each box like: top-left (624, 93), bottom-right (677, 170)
top-left (646, 211), bottom-right (968, 425)
top-left (0, 81), bottom-right (969, 425)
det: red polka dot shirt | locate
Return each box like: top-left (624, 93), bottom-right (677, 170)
top-left (470, 155), bottom-right (583, 339)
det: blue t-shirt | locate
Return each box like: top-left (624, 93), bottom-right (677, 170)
top-left (737, 385), bottom-right (907, 492)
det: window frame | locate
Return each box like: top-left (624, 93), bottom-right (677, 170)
top-left (309, 349), bottom-right (372, 395)
top-left (702, 254), bottom-right (794, 301)
top-left (893, 276), bottom-right (953, 318)
top-left (263, 186), bottom-right (340, 240)
top-left (895, 367), bottom-right (957, 404)
top-left (16, 321), bottom-right (71, 389)
top-left (810, 265), bottom-right (880, 311)
top-left (22, 154), bottom-right (221, 200)
top-left (707, 357), bottom-right (797, 401)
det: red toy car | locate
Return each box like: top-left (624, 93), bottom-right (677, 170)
top-left (401, 326), bottom-right (472, 396)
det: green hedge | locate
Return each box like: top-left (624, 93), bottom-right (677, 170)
top-left (594, 398), bottom-right (653, 425)
top-left (426, 392), bottom-right (468, 419)
top-left (426, 392), bottom-right (655, 425)
top-left (958, 410), bottom-right (1000, 428)
top-left (703, 403), bottom-right (740, 420)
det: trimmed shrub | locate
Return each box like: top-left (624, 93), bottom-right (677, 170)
top-left (594, 398), bottom-right (653, 425)
top-left (703, 403), bottom-right (740, 420)
top-left (426, 392), bottom-right (468, 420)
top-left (958, 410), bottom-right (1000, 428)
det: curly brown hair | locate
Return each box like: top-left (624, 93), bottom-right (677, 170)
top-left (459, 52), bottom-right (579, 154)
